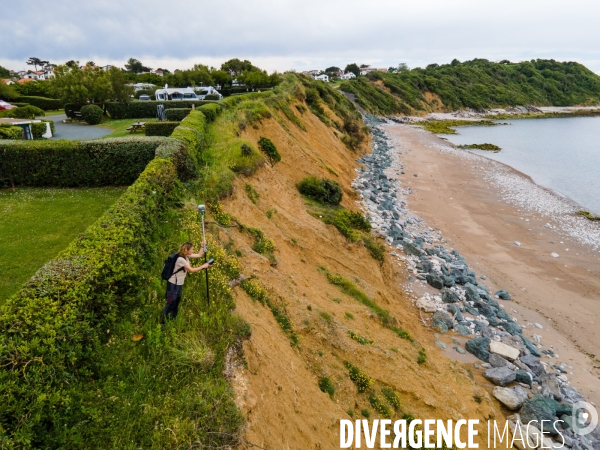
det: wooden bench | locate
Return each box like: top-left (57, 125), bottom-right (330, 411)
top-left (127, 122), bottom-right (146, 133)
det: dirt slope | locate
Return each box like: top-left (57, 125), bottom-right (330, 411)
top-left (216, 106), bottom-right (509, 449)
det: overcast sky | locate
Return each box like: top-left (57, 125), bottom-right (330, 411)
top-left (2, 0), bottom-right (600, 74)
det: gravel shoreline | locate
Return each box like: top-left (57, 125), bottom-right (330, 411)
top-left (352, 114), bottom-right (600, 448)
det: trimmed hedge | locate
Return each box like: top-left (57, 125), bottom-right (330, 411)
top-left (81, 104), bottom-right (104, 125)
top-left (17, 96), bottom-right (63, 111)
top-left (0, 105), bottom-right (44, 119)
top-left (0, 137), bottom-right (172, 187)
top-left (198, 103), bottom-right (222, 122)
top-left (164, 108), bottom-right (191, 122)
top-left (31, 120), bottom-right (56, 139)
top-left (64, 103), bottom-right (85, 119)
top-left (0, 125), bottom-right (23, 140)
top-left (0, 157), bottom-right (182, 446)
top-left (105, 100), bottom-right (222, 119)
top-left (145, 121), bottom-right (181, 137)
top-left (171, 110), bottom-right (208, 157)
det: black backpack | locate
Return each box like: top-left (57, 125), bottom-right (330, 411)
top-left (161, 253), bottom-right (185, 281)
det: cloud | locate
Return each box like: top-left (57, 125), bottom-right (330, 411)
top-left (2, 0), bottom-right (600, 73)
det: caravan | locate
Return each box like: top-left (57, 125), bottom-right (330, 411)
top-left (154, 87), bottom-right (199, 101)
top-left (193, 86), bottom-right (223, 100)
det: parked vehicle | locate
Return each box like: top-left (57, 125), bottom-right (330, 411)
top-left (193, 86), bottom-right (223, 100)
top-left (138, 95), bottom-right (151, 101)
top-left (154, 87), bottom-right (199, 101)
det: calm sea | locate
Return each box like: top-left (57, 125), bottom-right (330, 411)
top-left (443, 116), bottom-right (600, 215)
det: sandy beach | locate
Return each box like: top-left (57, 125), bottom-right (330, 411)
top-left (383, 123), bottom-right (600, 405)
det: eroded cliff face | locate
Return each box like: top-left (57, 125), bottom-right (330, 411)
top-left (215, 100), bottom-right (507, 449)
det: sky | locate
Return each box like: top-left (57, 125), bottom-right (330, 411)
top-left (2, 0), bottom-right (600, 74)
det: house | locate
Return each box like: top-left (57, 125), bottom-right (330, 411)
top-left (313, 74), bottom-right (329, 82)
top-left (127, 82), bottom-right (156, 92)
top-left (23, 70), bottom-right (41, 80)
top-left (16, 70), bottom-right (26, 77)
top-left (340, 72), bottom-right (356, 80)
top-left (17, 78), bottom-right (36, 84)
top-left (303, 70), bottom-right (319, 76)
top-left (101, 65), bottom-right (114, 71)
top-left (39, 68), bottom-right (55, 80)
top-left (1, 79), bottom-right (15, 85)
top-left (152, 69), bottom-right (164, 77)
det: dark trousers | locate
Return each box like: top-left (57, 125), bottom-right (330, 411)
top-left (163, 282), bottom-right (183, 320)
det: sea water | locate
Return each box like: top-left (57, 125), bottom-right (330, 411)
top-left (443, 116), bottom-right (600, 215)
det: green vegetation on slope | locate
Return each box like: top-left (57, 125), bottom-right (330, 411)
top-left (0, 187), bottom-right (125, 301)
top-left (340, 58), bottom-right (600, 114)
top-left (416, 119), bottom-right (500, 134)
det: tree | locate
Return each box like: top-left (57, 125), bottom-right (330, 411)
top-left (221, 58), bottom-right (256, 76)
top-left (325, 66), bottom-right (341, 74)
top-left (344, 63), bottom-right (360, 77)
top-left (397, 63), bottom-right (409, 72)
top-left (54, 65), bottom-right (132, 107)
top-left (125, 58), bottom-right (151, 74)
top-left (0, 65), bottom-right (10, 78)
top-left (65, 60), bottom-right (79, 68)
top-left (359, 64), bottom-right (370, 69)
top-left (86, 61), bottom-right (96, 67)
top-left (26, 57), bottom-right (49, 71)
top-left (0, 82), bottom-right (19, 101)
top-left (211, 69), bottom-right (232, 88)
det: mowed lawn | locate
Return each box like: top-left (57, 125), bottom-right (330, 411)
top-left (0, 187), bottom-right (126, 302)
top-left (97, 118), bottom-right (159, 139)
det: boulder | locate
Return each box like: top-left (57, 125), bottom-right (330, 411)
top-left (416, 296), bottom-right (437, 313)
top-left (435, 340), bottom-right (447, 349)
top-left (519, 335), bottom-right (542, 357)
top-left (493, 386), bottom-right (528, 410)
top-left (515, 370), bottom-right (533, 388)
top-left (446, 304), bottom-right (463, 321)
top-left (508, 421), bottom-right (537, 450)
top-left (495, 289), bottom-right (512, 300)
top-left (466, 337), bottom-right (491, 362)
top-left (489, 353), bottom-right (510, 368)
top-left (520, 355), bottom-right (546, 376)
top-left (454, 346), bottom-right (466, 354)
top-left (433, 310), bottom-right (454, 329)
top-left (432, 320), bottom-right (449, 333)
top-left (561, 385), bottom-right (585, 404)
top-left (499, 320), bottom-right (522, 335)
top-left (454, 324), bottom-right (472, 336)
top-left (540, 374), bottom-right (563, 401)
top-left (520, 395), bottom-right (559, 434)
top-left (465, 285), bottom-right (480, 303)
top-left (426, 273), bottom-right (444, 290)
top-left (483, 367), bottom-right (516, 386)
top-left (403, 242), bottom-right (423, 256)
top-left (442, 290), bottom-right (459, 303)
top-left (489, 341), bottom-right (521, 361)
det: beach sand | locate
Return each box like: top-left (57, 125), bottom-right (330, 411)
top-left (385, 123), bottom-right (600, 405)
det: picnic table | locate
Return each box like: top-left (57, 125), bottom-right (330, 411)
top-left (127, 122), bottom-right (146, 133)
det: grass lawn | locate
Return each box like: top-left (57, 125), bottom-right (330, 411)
top-left (0, 186), bottom-right (126, 302)
top-left (40, 109), bottom-right (65, 117)
top-left (97, 118), bottom-right (159, 138)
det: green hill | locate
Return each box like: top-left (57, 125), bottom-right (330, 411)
top-left (340, 59), bottom-right (600, 115)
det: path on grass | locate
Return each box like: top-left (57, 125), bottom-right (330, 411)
top-left (47, 114), bottom-right (112, 140)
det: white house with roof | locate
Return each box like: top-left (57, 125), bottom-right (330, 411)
top-left (23, 71), bottom-right (41, 80)
top-left (340, 72), bottom-right (356, 80)
top-left (313, 74), bottom-right (329, 82)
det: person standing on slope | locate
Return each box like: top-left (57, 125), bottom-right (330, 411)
top-left (164, 241), bottom-right (210, 321)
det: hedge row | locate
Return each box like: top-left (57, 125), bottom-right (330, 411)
top-left (164, 108), bottom-right (191, 122)
top-left (171, 110), bottom-right (209, 157)
top-left (18, 96), bottom-right (63, 111)
top-left (198, 103), bottom-right (223, 122)
top-left (145, 121), bottom-right (180, 137)
top-left (105, 100), bottom-right (222, 119)
top-left (0, 157), bottom-right (182, 446)
top-left (0, 125), bottom-right (22, 140)
top-left (31, 119), bottom-right (56, 139)
top-left (0, 137), bottom-right (171, 187)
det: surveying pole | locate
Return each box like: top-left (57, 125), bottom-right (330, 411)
top-left (198, 204), bottom-right (209, 305)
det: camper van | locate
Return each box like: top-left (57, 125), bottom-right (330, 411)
top-left (193, 86), bottom-right (223, 100)
top-left (154, 87), bottom-right (199, 101)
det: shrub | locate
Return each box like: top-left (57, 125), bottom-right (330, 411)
top-left (0, 125), bottom-right (23, 140)
top-left (204, 94), bottom-right (220, 100)
top-left (198, 103), bottom-right (222, 122)
top-left (369, 395), bottom-right (391, 418)
top-left (363, 235), bottom-right (385, 263)
top-left (0, 137), bottom-right (178, 187)
top-left (171, 110), bottom-right (208, 158)
top-left (31, 120), bottom-right (55, 139)
top-left (80, 104), bottom-right (104, 125)
top-left (381, 387), bottom-right (401, 411)
top-left (0, 158), bottom-right (182, 446)
top-left (318, 377), bottom-right (336, 399)
top-left (17, 96), bottom-right (62, 110)
top-left (297, 176), bottom-right (342, 205)
top-left (245, 183), bottom-right (259, 204)
top-left (418, 348), bottom-right (428, 364)
top-left (258, 136), bottom-right (281, 165)
top-left (332, 210), bottom-right (370, 241)
top-left (64, 103), bottom-right (85, 119)
top-left (165, 108), bottom-right (191, 122)
top-left (1, 105), bottom-right (45, 119)
top-left (344, 361), bottom-right (373, 393)
top-left (105, 100), bottom-right (221, 119)
top-left (145, 121), bottom-right (180, 137)
top-left (231, 142), bottom-right (265, 176)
